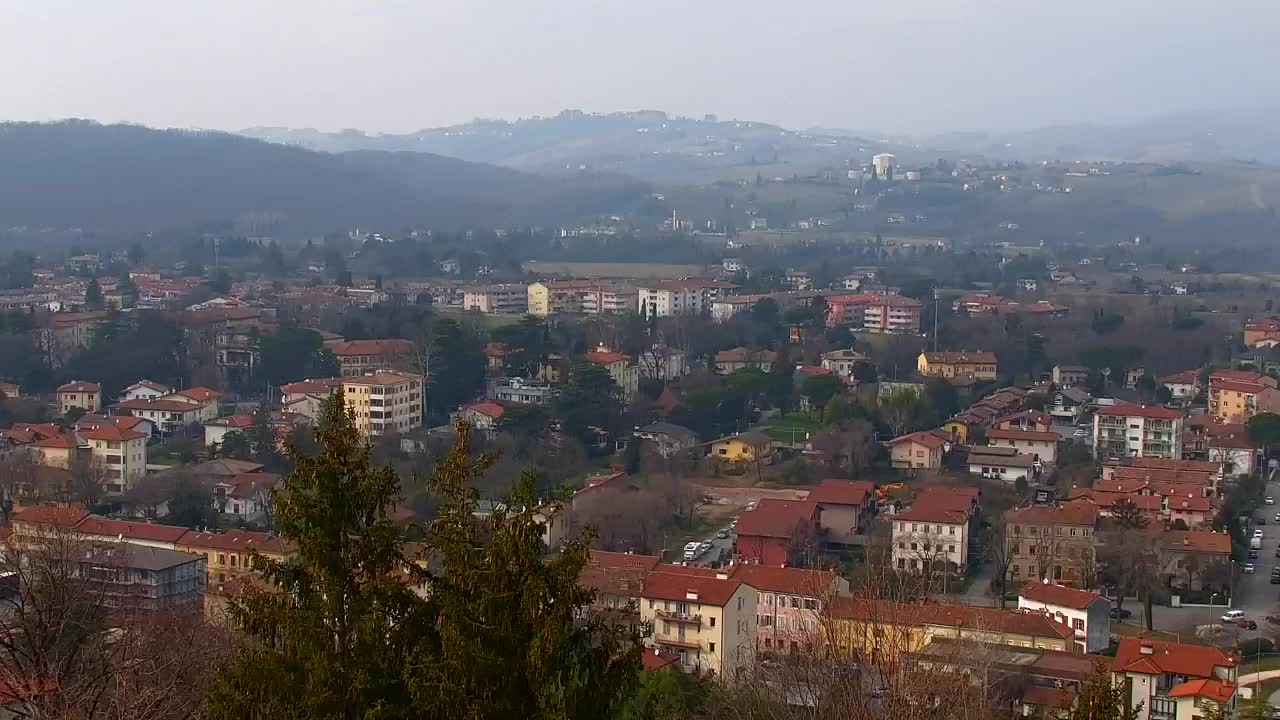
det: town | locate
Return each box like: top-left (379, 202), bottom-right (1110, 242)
top-left (2, 195), bottom-right (1280, 719)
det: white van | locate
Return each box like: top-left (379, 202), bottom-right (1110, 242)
top-left (683, 542), bottom-right (701, 561)
top-left (1251, 537), bottom-right (1263, 550)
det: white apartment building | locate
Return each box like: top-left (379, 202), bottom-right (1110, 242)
top-left (463, 284), bottom-right (528, 314)
top-left (1017, 583), bottom-right (1111, 654)
top-left (637, 280), bottom-right (735, 318)
top-left (1093, 404), bottom-right (1184, 460)
top-left (80, 424), bottom-right (148, 494)
top-left (341, 371), bottom-right (424, 439)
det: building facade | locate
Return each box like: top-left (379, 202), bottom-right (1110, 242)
top-left (1093, 404), bottom-right (1184, 460)
top-left (341, 371), bottom-right (425, 438)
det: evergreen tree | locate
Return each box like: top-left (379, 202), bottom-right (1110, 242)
top-left (1070, 662), bottom-right (1141, 720)
top-left (84, 278), bottom-right (104, 309)
top-left (405, 423), bottom-right (641, 718)
top-left (208, 392), bottom-right (429, 719)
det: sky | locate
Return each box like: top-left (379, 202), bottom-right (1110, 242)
top-left (3, 0), bottom-right (1278, 136)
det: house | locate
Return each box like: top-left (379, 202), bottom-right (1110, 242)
top-left (213, 473), bottom-right (280, 523)
top-left (783, 269), bottom-right (812, 290)
top-left (279, 378), bottom-right (343, 423)
top-left (1111, 639), bottom-right (1237, 720)
top-left (1159, 370), bottom-right (1200, 403)
top-left (709, 431), bottom-right (775, 465)
top-left (486, 377), bottom-right (558, 406)
top-left (820, 348), bottom-right (869, 377)
top-left (119, 379), bottom-right (171, 402)
top-left (1207, 368), bottom-right (1280, 422)
top-left (808, 478), bottom-right (876, 546)
top-left (330, 339), bottom-right (414, 377)
top-left (734, 499), bottom-right (819, 567)
top-left (29, 433), bottom-right (80, 470)
top-left (72, 514), bottom-right (191, 550)
top-left (994, 410), bottom-right (1053, 433)
top-left (917, 351), bottom-right (998, 381)
top-left (1051, 365), bottom-right (1090, 387)
top-left (1157, 530), bottom-right (1231, 591)
top-left (57, 381), bottom-right (101, 414)
top-left (340, 371), bottom-right (424, 438)
top-left (1005, 504), bottom-right (1098, 587)
top-left (579, 550), bottom-right (661, 616)
top-left (1093, 404), bottom-right (1184, 460)
top-left (1017, 582), bottom-right (1110, 653)
top-left (713, 347), bottom-right (777, 374)
top-left (456, 401), bottom-right (506, 435)
top-left (584, 346), bottom-right (639, 402)
top-left (733, 565), bottom-right (848, 653)
top-left (203, 414), bottom-right (254, 447)
top-left (167, 386), bottom-right (223, 423)
top-left (1244, 317), bottom-right (1280, 346)
top-left (75, 413), bottom-right (156, 442)
top-left (80, 423), bottom-right (147, 493)
top-left (827, 598), bottom-right (1076, 661)
top-left (633, 422), bottom-right (700, 458)
top-left (889, 430), bottom-right (950, 470)
top-left (638, 565), bottom-right (756, 678)
top-left (985, 427), bottom-right (1060, 464)
top-left (967, 446), bottom-right (1036, 483)
top-left (175, 529), bottom-right (296, 586)
top-left (890, 488), bottom-right (978, 574)
top-left (1207, 433), bottom-right (1260, 477)
top-left (1049, 387), bottom-right (1090, 423)
top-left (110, 398), bottom-right (208, 435)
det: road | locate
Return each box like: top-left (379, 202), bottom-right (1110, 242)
top-left (1232, 472), bottom-right (1280, 618)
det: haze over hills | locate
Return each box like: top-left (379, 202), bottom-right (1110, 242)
top-left (0, 121), bottom-right (650, 239)
top-left (241, 109), bottom-right (1280, 185)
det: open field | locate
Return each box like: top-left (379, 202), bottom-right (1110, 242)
top-left (522, 260), bottom-right (708, 278)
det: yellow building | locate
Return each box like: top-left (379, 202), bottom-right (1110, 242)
top-left (917, 351), bottom-right (998, 381)
top-left (827, 598), bottom-right (1075, 662)
top-left (341, 370), bottom-right (424, 438)
top-left (57, 380), bottom-right (101, 414)
top-left (709, 431), bottom-right (774, 464)
top-left (1207, 369), bottom-right (1280, 422)
top-left (176, 529), bottom-right (297, 587)
top-left (639, 566), bottom-right (757, 678)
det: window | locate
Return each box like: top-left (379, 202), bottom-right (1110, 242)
top-left (709, 617), bottom-right (715, 627)
top-left (948, 526), bottom-right (956, 536)
top-left (1073, 618), bottom-right (1085, 631)
top-left (948, 545), bottom-right (955, 553)
top-left (1070, 528), bottom-right (1077, 537)
top-left (709, 642), bottom-right (716, 653)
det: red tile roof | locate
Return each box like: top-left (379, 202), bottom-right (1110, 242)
top-left (56, 381), bottom-right (99, 393)
top-left (807, 479), bottom-right (874, 506)
top-left (10, 423), bottom-right (61, 440)
top-left (986, 428), bottom-right (1061, 442)
top-left (1007, 504), bottom-right (1098, 527)
top-left (828, 598), bottom-right (1075, 640)
top-left (1020, 686), bottom-right (1075, 709)
top-left (1019, 582), bottom-right (1104, 610)
top-left (1168, 494), bottom-right (1213, 513)
top-left (33, 433), bottom-right (79, 449)
top-left (1160, 370), bottom-right (1199, 385)
top-left (641, 650), bottom-right (681, 672)
top-left (1210, 368), bottom-right (1267, 384)
top-left (221, 472), bottom-right (281, 500)
top-left (580, 551), bottom-right (660, 598)
top-left (1212, 379), bottom-right (1272, 394)
top-left (75, 515), bottom-right (190, 544)
top-left (79, 424), bottom-right (145, 442)
top-left (1098, 404), bottom-right (1182, 420)
top-left (1159, 530), bottom-right (1231, 555)
top-left (736, 499), bottom-right (817, 539)
top-left (585, 350), bottom-right (630, 365)
top-left (641, 568), bottom-right (742, 606)
top-left (113, 398), bottom-right (203, 412)
top-left (206, 414), bottom-right (253, 429)
top-left (14, 504), bottom-right (88, 528)
top-left (1112, 638), bottom-right (1235, 677)
top-left (462, 401), bottom-right (505, 419)
top-left (177, 529), bottom-right (293, 555)
top-left (279, 378), bottom-right (342, 395)
top-left (714, 347), bottom-right (778, 363)
top-left (174, 386), bottom-right (221, 403)
top-left (922, 351), bottom-right (997, 365)
top-left (891, 430), bottom-right (949, 450)
top-left (731, 565), bottom-right (836, 596)
top-left (330, 339), bottom-right (413, 357)
top-left (1167, 678), bottom-right (1236, 703)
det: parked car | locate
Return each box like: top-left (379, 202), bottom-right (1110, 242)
top-left (1270, 573), bottom-right (1280, 584)
top-left (1256, 528), bottom-right (1266, 537)
top-left (1240, 619), bottom-right (1259, 630)
top-left (1250, 549), bottom-right (1260, 559)
top-left (1273, 513), bottom-right (1279, 522)
top-left (1269, 497), bottom-right (1276, 505)
top-left (716, 528), bottom-right (730, 539)
top-left (1244, 564), bottom-right (1257, 574)
top-left (1223, 610), bottom-right (1246, 623)
top-left (682, 542), bottom-right (700, 560)
top-left (1109, 607), bottom-right (1132, 620)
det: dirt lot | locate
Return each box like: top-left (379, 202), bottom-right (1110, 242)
top-left (693, 482), bottom-right (811, 526)
top-left (521, 260), bottom-right (707, 278)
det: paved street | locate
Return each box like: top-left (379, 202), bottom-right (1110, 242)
top-left (1229, 471), bottom-right (1280, 618)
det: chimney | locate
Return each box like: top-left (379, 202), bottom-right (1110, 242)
top-left (685, 591), bottom-right (699, 601)
top-left (1139, 643), bottom-right (1154, 655)
top-left (715, 571), bottom-right (729, 580)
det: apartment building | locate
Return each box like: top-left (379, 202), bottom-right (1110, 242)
top-left (331, 339), bottom-right (414, 377)
top-left (341, 370), bottom-right (424, 438)
top-left (463, 284), bottom-right (528, 314)
top-left (527, 280), bottom-right (636, 316)
top-left (863, 294), bottom-right (922, 334)
top-left (890, 488), bottom-right (978, 575)
top-left (735, 565), bottom-right (847, 654)
top-left (57, 380), bottom-right (101, 414)
top-left (1005, 504), bottom-right (1098, 587)
top-left (1051, 365), bottom-right (1090, 387)
top-left (1207, 368), bottom-right (1280, 422)
top-left (578, 550), bottom-right (661, 615)
top-left (57, 542), bottom-right (207, 610)
top-left (1017, 583), bottom-right (1110, 653)
top-left (486, 377), bottom-right (558, 406)
top-left (917, 351), bottom-right (998, 381)
top-left (1093, 404), bottom-right (1184, 460)
top-left (637, 279), bottom-right (736, 318)
top-left (1112, 639), bottom-right (1237, 720)
top-left (638, 566), bottom-right (757, 678)
top-left (176, 529), bottom-right (296, 586)
top-left (80, 423), bottom-right (147, 494)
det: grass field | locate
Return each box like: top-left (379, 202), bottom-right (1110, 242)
top-left (763, 412), bottom-right (822, 442)
top-left (433, 307), bottom-right (521, 330)
top-left (522, 260), bottom-right (707, 279)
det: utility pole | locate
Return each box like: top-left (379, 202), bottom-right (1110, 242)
top-left (933, 287), bottom-right (940, 352)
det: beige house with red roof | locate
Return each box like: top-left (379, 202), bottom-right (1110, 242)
top-left (1208, 368), bottom-right (1280, 422)
top-left (891, 487), bottom-right (978, 575)
top-left (917, 351), bottom-right (998, 381)
top-left (455, 401), bottom-right (505, 435)
top-left (985, 427), bottom-right (1060, 464)
top-left (808, 478), bottom-right (876, 545)
top-left (175, 529), bottom-right (296, 586)
top-left (580, 550), bottom-right (661, 615)
top-left (203, 413), bottom-right (253, 447)
top-left (331, 338), bottom-right (414, 377)
top-left (638, 565), bottom-right (756, 678)
top-left (214, 473), bottom-right (280, 523)
top-left (1093, 404), bottom-right (1184, 460)
top-left (890, 430), bottom-right (950, 469)
top-left (118, 379), bottom-right (171, 402)
top-left (30, 432), bottom-right (80, 470)
top-left (80, 423), bottom-right (147, 493)
top-left (1111, 638), bottom-right (1237, 720)
top-left (1005, 504), bottom-right (1099, 587)
top-left (713, 347), bottom-right (777, 374)
top-left (57, 380), bottom-right (100, 414)
top-left (584, 345), bottom-right (638, 401)
top-left (1017, 582), bottom-right (1110, 653)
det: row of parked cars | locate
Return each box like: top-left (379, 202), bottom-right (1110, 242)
top-left (682, 520), bottom-right (736, 562)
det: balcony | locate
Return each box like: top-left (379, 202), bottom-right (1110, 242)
top-left (654, 635), bottom-right (701, 650)
top-left (655, 609), bottom-right (703, 625)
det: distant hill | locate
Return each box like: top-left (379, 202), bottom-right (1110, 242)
top-left (240, 110), bottom-right (933, 184)
top-left (0, 121), bottom-right (650, 237)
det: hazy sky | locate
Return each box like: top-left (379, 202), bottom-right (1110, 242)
top-left (4, 0), bottom-right (1277, 136)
